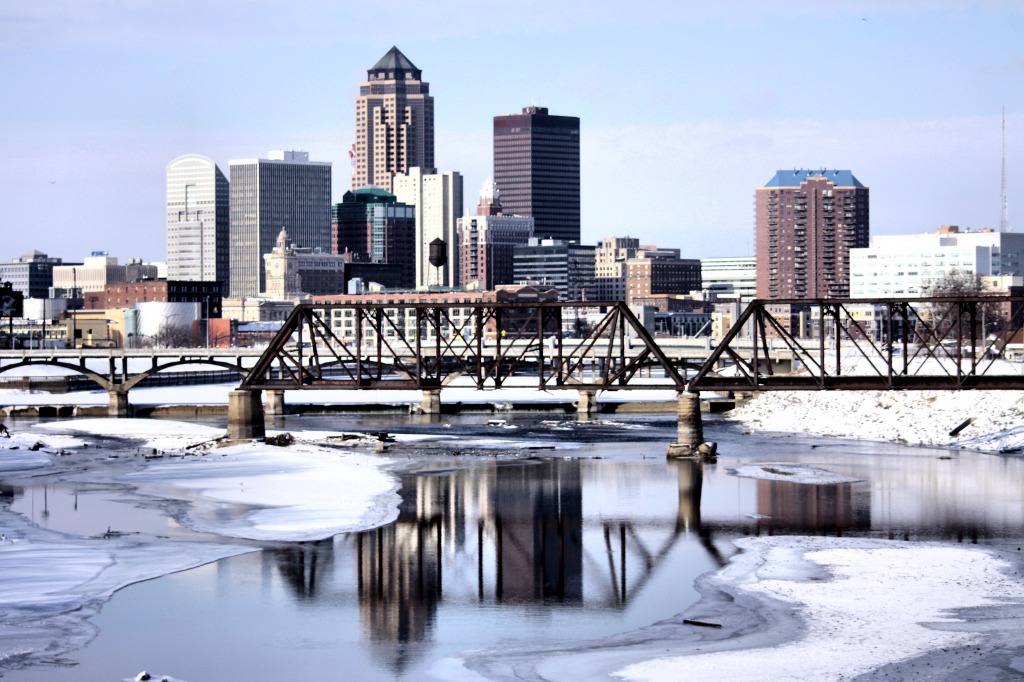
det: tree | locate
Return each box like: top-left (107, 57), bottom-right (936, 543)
top-left (152, 321), bottom-right (201, 348)
top-left (923, 270), bottom-right (1006, 342)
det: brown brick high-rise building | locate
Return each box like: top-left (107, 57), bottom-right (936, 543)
top-left (755, 170), bottom-right (869, 299)
top-left (351, 47), bottom-right (434, 192)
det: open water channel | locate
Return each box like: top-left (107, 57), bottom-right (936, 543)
top-left (2, 412), bottom-right (1023, 680)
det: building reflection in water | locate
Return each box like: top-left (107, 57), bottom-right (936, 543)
top-left (492, 460), bottom-right (582, 603)
top-left (754, 479), bottom-right (870, 535)
top-left (256, 447), bottom-right (1024, 676)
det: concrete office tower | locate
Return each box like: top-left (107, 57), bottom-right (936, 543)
top-left (594, 237), bottom-right (640, 301)
top-left (351, 46), bottom-right (435, 193)
top-left (393, 167), bottom-right (463, 289)
top-left (53, 254), bottom-right (158, 293)
top-left (755, 169), bottom-right (869, 299)
top-left (0, 250), bottom-right (62, 298)
top-left (228, 150), bottom-right (332, 298)
top-left (493, 106), bottom-right (580, 243)
top-left (166, 154), bottom-right (229, 287)
top-left (457, 179), bottom-right (534, 290)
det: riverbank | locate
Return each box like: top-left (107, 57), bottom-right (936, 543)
top-left (459, 536), bottom-right (1024, 681)
top-left (730, 388), bottom-right (1024, 454)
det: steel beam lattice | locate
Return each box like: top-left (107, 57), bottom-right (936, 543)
top-left (688, 296), bottom-right (1024, 392)
top-left (239, 302), bottom-right (687, 392)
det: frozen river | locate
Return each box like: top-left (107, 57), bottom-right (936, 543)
top-left (1, 412), bottom-right (1023, 680)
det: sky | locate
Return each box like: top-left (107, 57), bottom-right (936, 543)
top-left (1, 0), bottom-right (1022, 264)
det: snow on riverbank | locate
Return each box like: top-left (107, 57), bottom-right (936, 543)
top-left (461, 537), bottom-right (1024, 681)
top-left (731, 388), bottom-right (1024, 453)
top-left (30, 418), bottom-right (402, 542)
top-left (613, 537), bottom-right (1024, 681)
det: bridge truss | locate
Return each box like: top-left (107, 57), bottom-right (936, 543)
top-left (240, 301), bottom-right (686, 392)
top-left (689, 296), bottom-right (1024, 392)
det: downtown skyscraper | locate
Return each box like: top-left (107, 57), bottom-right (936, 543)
top-left (755, 169), bottom-right (869, 299)
top-left (228, 151), bottom-right (332, 298)
top-left (166, 154), bottom-right (229, 287)
top-left (493, 107), bottom-right (580, 244)
top-left (351, 46), bottom-right (434, 192)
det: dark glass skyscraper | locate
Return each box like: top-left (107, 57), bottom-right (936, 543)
top-left (493, 107), bottom-right (580, 243)
top-left (332, 187), bottom-right (416, 289)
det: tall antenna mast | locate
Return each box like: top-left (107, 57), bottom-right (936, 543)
top-left (1002, 106), bottom-right (1011, 232)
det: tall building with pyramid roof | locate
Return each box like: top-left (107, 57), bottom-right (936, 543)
top-left (351, 47), bottom-right (435, 192)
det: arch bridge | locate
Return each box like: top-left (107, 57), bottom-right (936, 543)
top-left (0, 349), bottom-right (265, 416)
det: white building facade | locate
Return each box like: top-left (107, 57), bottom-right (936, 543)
top-left (393, 167), bottom-right (463, 289)
top-left (850, 227), bottom-right (1024, 298)
top-left (701, 256), bottom-right (757, 302)
top-left (166, 154), bottom-right (229, 286)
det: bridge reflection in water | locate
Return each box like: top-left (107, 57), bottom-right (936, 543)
top-left (257, 457), bottom-right (874, 674)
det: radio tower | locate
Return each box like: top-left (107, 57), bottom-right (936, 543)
top-left (1002, 106), bottom-right (1011, 232)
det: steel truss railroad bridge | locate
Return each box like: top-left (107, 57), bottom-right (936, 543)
top-left (3, 296), bottom-right (1022, 454)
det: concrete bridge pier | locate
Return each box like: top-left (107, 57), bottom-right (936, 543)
top-left (228, 389), bottom-right (265, 440)
top-left (264, 389), bottom-right (286, 417)
top-left (108, 390), bottom-right (130, 418)
top-left (419, 389), bottom-right (441, 415)
top-left (667, 391), bottom-right (704, 457)
top-left (576, 389), bottom-right (598, 418)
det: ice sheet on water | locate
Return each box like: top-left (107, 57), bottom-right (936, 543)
top-left (727, 462), bottom-right (862, 485)
top-left (0, 523), bottom-right (249, 671)
top-left (120, 441), bottom-right (401, 542)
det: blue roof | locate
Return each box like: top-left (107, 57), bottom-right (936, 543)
top-left (763, 169), bottom-right (864, 188)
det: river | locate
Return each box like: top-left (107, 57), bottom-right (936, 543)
top-left (1, 412), bottom-right (1022, 680)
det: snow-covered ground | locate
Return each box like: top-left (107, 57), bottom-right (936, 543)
top-left (731, 383), bottom-right (1024, 453)
top-left (615, 537), bottom-right (1024, 681)
top-left (726, 352), bottom-right (1024, 453)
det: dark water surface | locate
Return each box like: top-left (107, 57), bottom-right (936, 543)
top-left (3, 413), bottom-right (1023, 680)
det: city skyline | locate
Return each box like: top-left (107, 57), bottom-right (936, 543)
top-left (1, 1), bottom-right (1021, 264)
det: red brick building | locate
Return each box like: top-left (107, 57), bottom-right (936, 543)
top-left (104, 280), bottom-right (223, 317)
top-left (755, 170), bottom-right (869, 299)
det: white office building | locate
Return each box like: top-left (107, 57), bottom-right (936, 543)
top-left (850, 226), bottom-right (1024, 298)
top-left (393, 167), bottom-right (463, 289)
top-left (701, 256), bottom-right (757, 301)
top-left (166, 154), bottom-right (229, 286)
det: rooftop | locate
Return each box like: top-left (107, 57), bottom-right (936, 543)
top-left (763, 169), bottom-right (865, 188)
top-left (368, 46), bottom-right (422, 80)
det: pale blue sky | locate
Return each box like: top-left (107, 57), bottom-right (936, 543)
top-left (1, 0), bottom-right (1021, 263)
